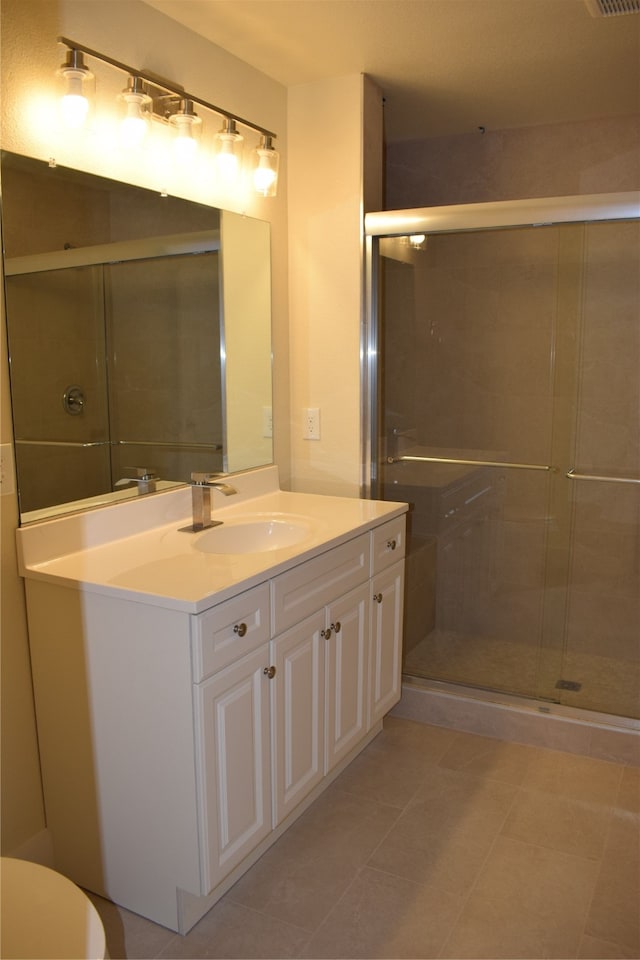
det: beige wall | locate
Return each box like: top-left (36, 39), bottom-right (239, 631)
top-left (287, 73), bottom-right (382, 496)
top-left (0, 0), bottom-right (290, 857)
top-left (386, 114), bottom-right (640, 208)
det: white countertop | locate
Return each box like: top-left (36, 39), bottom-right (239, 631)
top-left (17, 467), bottom-right (407, 613)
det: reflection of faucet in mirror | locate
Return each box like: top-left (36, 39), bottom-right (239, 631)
top-left (182, 472), bottom-right (238, 533)
top-left (114, 467), bottom-right (158, 495)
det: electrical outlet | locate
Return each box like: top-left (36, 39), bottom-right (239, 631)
top-left (303, 407), bottom-right (320, 440)
top-left (0, 443), bottom-right (16, 496)
top-left (262, 406), bottom-right (273, 438)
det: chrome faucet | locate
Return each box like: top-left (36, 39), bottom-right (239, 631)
top-left (183, 472), bottom-right (238, 532)
top-left (114, 467), bottom-right (158, 495)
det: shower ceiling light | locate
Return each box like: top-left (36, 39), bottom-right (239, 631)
top-left (54, 37), bottom-right (279, 196)
top-left (408, 234), bottom-right (426, 249)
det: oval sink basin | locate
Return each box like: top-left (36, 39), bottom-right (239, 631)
top-left (193, 517), bottom-right (312, 555)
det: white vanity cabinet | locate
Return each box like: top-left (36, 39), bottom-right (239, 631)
top-left (20, 492), bottom-right (406, 935)
top-left (194, 521), bottom-right (406, 887)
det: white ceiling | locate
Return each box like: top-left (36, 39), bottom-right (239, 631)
top-left (143, 0), bottom-right (640, 141)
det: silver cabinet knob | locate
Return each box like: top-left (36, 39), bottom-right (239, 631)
top-left (263, 665), bottom-right (276, 679)
top-left (233, 623), bottom-right (247, 637)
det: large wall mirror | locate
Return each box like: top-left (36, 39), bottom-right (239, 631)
top-left (1, 151), bottom-right (273, 524)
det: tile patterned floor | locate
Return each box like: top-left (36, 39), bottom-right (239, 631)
top-left (88, 718), bottom-right (640, 959)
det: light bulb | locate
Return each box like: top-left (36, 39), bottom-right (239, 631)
top-left (215, 119), bottom-right (243, 184)
top-left (118, 77), bottom-right (151, 148)
top-left (57, 50), bottom-right (94, 130)
top-left (252, 136), bottom-right (279, 197)
top-left (60, 87), bottom-right (89, 129)
top-left (168, 101), bottom-right (201, 164)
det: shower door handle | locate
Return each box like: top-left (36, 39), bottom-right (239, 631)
top-left (387, 455), bottom-right (553, 472)
top-left (566, 469), bottom-right (640, 485)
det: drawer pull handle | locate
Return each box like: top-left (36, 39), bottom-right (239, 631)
top-left (386, 539), bottom-right (397, 551)
top-left (331, 621), bottom-right (341, 634)
top-left (233, 623), bottom-right (248, 637)
top-left (373, 593), bottom-right (383, 604)
top-left (263, 665), bottom-right (276, 679)
top-left (321, 627), bottom-right (332, 640)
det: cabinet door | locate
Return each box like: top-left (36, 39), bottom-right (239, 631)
top-left (370, 561), bottom-right (405, 727)
top-left (194, 647), bottom-right (272, 894)
top-left (325, 583), bottom-right (370, 772)
top-left (271, 612), bottom-right (325, 826)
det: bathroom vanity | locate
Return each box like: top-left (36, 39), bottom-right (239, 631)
top-left (17, 467), bottom-right (407, 933)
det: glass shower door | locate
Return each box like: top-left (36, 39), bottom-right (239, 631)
top-left (375, 216), bottom-right (640, 719)
top-left (558, 220), bottom-right (640, 718)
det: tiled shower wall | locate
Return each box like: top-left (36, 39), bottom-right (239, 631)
top-left (385, 114), bottom-right (640, 209)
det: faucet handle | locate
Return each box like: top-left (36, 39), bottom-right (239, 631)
top-left (190, 471), bottom-right (223, 485)
top-left (190, 471), bottom-right (237, 496)
top-left (128, 466), bottom-right (158, 480)
top-left (115, 467), bottom-right (158, 492)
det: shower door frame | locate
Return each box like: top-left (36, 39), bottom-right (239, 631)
top-left (362, 191), bottom-right (640, 718)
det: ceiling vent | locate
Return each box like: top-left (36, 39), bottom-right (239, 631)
top-left (585, 0), bottom-right (640, 15)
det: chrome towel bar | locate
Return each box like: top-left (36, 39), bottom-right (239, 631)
top-left (566, 469), bottom-right (640, 485)
top-left (387, 455), bottom-right (553, 472)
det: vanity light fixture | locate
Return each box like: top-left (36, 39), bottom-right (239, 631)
top-left (117, 76), bottom-right (152, 148)
top-left (57, 47), bottom-right (94, 129)
top-left (55, 37), bottom-right (279, 196)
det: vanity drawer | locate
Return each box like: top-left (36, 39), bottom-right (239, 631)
top-left (371, 515), bottom-right (406, 575)
top-left (271, 534), bottom-right (370, 634)
top-left (192, 583), bottom-right (270, 682)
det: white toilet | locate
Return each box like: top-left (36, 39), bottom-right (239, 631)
top-left (0, 857), bottom-right (107, 959)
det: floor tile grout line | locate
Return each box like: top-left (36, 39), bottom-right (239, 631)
top-left (221, 791), bottom-right (411, 941)
top-left (435, 778), bottom-right (524, 959)
top-left (302, 733), bottom-right (456, 956)
top-left (578, 769), bottom-right (629, 955)
top-left (301, 863), bottom-right (370, 958)
top-left (156, 897), bottom-right (314, 960)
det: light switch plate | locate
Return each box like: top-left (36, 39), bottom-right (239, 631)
top-left (303, 407), bottom-right (320, 440)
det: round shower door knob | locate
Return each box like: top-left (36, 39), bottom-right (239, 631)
top-left (63, 385), bottom-right (86, 416)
